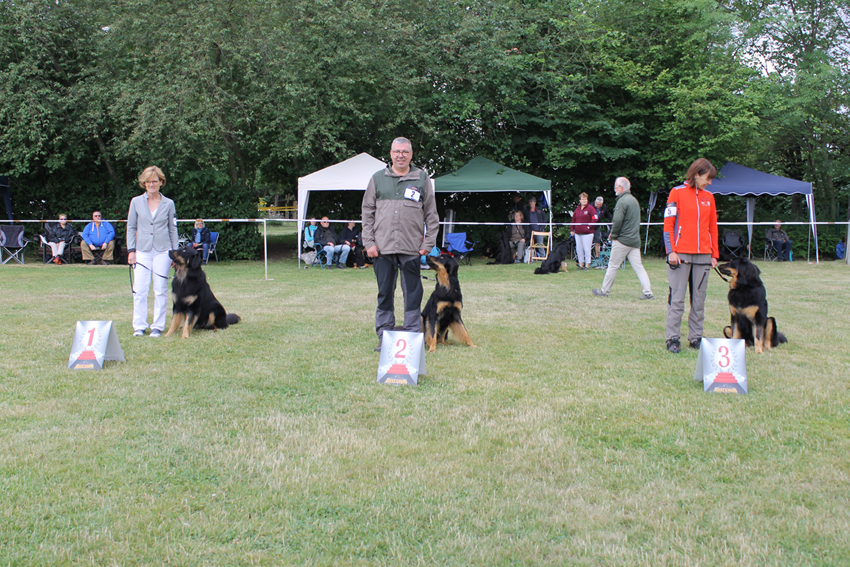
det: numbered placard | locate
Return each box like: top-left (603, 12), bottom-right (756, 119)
top-left (694, 338), bottom-right (747, 394)
top-left (377, 331), bottom-right (426, 386)
top-left (68, 321), bottom-right (125, 370)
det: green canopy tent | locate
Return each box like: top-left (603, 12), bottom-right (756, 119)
top-left (433, 156), bottom-right (553, 246)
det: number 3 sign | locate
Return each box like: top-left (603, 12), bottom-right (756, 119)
top-left (377, 330), bottom-right (426, 386)
top-left (693, 338), bottom-right (748, 394)
top-left (68, 321), bottom-right (125, 370)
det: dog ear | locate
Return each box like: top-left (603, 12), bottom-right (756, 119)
top-left (190, 252), bottom-right (202, 269)
top-left (735, 259), bottom-right (759, 286)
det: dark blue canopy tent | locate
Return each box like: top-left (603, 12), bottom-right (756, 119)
top-left (646, 162), bottom-right (818, 262)
top-left (710, 162), bottom-right (818, 262)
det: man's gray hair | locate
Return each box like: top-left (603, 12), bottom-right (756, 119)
top-left (615, 177), bottom-right (630, 192)
top-left (392, 137), bottom-right (412, 149)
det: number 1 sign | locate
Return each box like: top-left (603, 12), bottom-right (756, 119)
top-left (693, 338), bottom-right (748, 394)
top-left (68, 321), bottom-right (125, 370)
top-left (377, 330), bottom-right (426, 385)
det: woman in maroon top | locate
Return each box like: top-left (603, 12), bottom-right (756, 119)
top-left (572, 192), bottom-right (598, 270)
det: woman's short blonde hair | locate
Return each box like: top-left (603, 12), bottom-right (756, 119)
top-left (195, 219), bottom-right (204, 228)
top-left (138, 166), bottom-right (166, 189)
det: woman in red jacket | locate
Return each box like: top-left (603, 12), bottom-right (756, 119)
top-left (572, 192), bottom-right (598, 270)
top-left (663, 158), bottom-right (718, 353)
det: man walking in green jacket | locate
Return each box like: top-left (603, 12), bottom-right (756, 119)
top-left (592, 177), bottom-right (654, 299)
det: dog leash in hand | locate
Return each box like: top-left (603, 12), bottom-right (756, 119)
top-left (128, 262), bottom-right (171, 294)
top-left (666, 259), bottom-right (729, 282)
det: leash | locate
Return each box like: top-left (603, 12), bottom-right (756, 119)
top-left (128, 262), bottom-right (171, 294)
top-left (666, 259), bottom-right (729, 282)
top-left (714, 266), bottom-right (730, 282)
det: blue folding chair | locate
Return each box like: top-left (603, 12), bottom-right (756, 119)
top-left (445, 232), bottom-right (476, 266)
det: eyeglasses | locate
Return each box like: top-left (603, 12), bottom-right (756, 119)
top-left (391, 150), bottom-right (411, 157)
top-left (94, 214), bottom-right (101, 217)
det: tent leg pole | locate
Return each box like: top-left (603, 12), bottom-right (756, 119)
top-left (264, 219), bottom-right (270, 280)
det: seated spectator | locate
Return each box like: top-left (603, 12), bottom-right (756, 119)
top-left (81, 210), bottom-right (115, 265)
top-left (836, 237), bottom-right (845, 260)
top-left (315, 216), bottom-right (350, 269)
top-left (341, 221), bottom-right (367, 268)
top-left (303, 217), bottom-right (318, 250)
top-left (766, 220), bottom-right (793, 261)
top-left (509, 210), bottom-right (530, 263)
top-left (190, 219), bottom-right (212, 264)
top-left (592, 196), bottom-right (611, 259)
top-left (45, 213), bottom-right (76, 264)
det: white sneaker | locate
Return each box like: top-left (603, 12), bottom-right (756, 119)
top-left (133, 329), bottom-right (145, 337)
top-left (149, 329), bottom-right (162, 338)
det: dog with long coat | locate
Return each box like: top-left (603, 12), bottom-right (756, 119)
top-left (534, 241), bottom-right (569, 274)
top-left (717, 257), bottom-right (786, 353)
top-left (166, 247), bottom-right (241, 338)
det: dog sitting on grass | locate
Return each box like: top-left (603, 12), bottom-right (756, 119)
top-left (716, 257), bottom-right (786, 353)
top-left (166, 247), bottom-right (241, 338)
top-left (421, 255), bottom-right (476, 352)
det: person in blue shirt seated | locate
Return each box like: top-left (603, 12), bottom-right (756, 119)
top-left (81, 210), bottom-right (116, 265)
top-left (190, 219), bottom-right (212, 264)
top-left (836, 237), bottom-right (845, 260)
top-left (303, 217), bottom-right (318, 250)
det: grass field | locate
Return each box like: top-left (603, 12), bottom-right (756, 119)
top-left (1, 239), bottom-right (848, 566)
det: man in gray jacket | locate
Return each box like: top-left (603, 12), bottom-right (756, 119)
top-left (592, 177), bottom-right (653, 299)
top-left (362, 137), bottom-right (440, 351)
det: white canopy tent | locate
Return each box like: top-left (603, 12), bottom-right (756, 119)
top-left (296, 153), bottom-right (386, 265)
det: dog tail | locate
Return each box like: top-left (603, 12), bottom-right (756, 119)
top-left (767, 317), bottom-right (787, 345)
top-left (226, 313), bottom-right (241, 325)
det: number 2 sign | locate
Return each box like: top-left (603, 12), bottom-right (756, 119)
top-left (68, 321), bottom-right (125, 370)
top-left (694, 338), bottom-right (748, 394)
top-left (377, 330), bottom-right (426, 386)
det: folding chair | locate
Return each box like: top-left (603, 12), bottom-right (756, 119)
top-left (0, 225), bottom-right (30, 264)
top-left (208, 232), bottom-right (219, 262)
top-left (445, 232), bottom-right (477, 266)
top-left (313, 246), bottom-right (342, 269)
top-left (38, 222), bottom-right (77, 264)
top-left (591, 240), bottom-right (626, 271)
top-left (763, 238), bottom-right (777, 261)
top-left (527, 231), bottom-right (551, 263)
top-left (722, 231), bottom-right (746, 258)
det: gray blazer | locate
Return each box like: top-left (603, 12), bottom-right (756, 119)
top-left (126, 193), bottom-right (179, 253)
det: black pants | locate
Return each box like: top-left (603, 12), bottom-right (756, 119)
top-left (373, 253), bottom-right (423, 339)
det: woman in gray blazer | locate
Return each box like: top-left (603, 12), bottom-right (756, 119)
top-left (127, 165), bottom-right (179, 337)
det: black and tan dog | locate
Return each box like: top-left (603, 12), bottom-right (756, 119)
top-left (534, 241), bottom-right (569, 274)
top-left (717, 257), bottom-right (786, 353)
top-left (421, 255), bottom-right (476, 352)
top-left (166, 247), bottom-right (241, 338)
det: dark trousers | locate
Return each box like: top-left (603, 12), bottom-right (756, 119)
top-left (772, 239), bottom-right (792, 261)
top-left (373, 253), bottom-right (423, 339)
